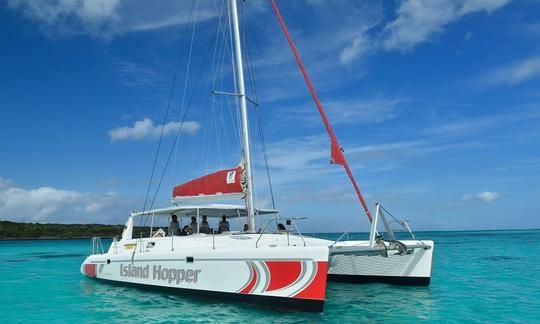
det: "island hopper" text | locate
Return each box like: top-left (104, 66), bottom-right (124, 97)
top-left (120, 264), bottom-right (201, 284)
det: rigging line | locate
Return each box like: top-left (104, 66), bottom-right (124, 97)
top-left (219, 14), bottom-right (243, 153)
top-left (171, 0), bottom-right (200, 194)
top-left (379, 205), bottom-right (402, 224)
top-left (147, 24), bottom-right (220, 213)
top-left (211, 0), bottom-right (228, 86)
top-left (210, 1), bottom-right (227, 169)
top-left (218, 2), bottom-right (238, 168)
top-left (139, 0), bottom-right (196, 226)
top-left (240, 1), bottom-right (259, 104)
top-left (186, 1), bottom-right (225, 179)
top-left (335, 214), bottom-right (370, 244)
top-left (212, 37), bottom-right (226, 168)
top-left (240, 4), bottom-right (271, 216)
top-left (209, 1), bottom-right (223, 94)
top-left (202, 65), bottom-right (219, 175)
top-left (378, 204), bottom-right (422, 241)
top-left (255, 106), bottom-right (276, 210)
top-left (202, 0), bottom-right (224, 172)
top-left (211, 1), bottom-right (232, 171)
top-left (142, 0), bottom-right (199, 227)
top-left (240, 1), bottom-right (276, 212)
top-left (227, 0), bottom-right (243, 153)
top-left (215, 16), bottom-right (243, 157)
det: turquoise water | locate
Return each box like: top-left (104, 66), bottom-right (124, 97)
top-left (1, 230), bottom-right (539, 323)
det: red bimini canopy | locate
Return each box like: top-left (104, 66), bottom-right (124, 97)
top-left (172, 165), bottom-right (244, 199)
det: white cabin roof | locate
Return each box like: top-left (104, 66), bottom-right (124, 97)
top-left (131, 204), bottom-right (278, 218)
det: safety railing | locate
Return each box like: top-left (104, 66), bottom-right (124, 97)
top-left (255, 218), bottom-right (306, 248)
top-left (90, 237), bottom-right (105, 255)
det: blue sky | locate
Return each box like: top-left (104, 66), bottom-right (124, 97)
top-left (1, 0), bottom-right (539, 232)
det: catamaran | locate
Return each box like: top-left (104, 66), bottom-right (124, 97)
top-left (81, 0), bottom-right (433, 312)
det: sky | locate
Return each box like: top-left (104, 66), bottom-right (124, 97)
top-left (1, 0), bottom-right (539, 232)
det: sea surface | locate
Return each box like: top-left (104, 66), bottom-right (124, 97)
top-left (1, 230), bottom-right (539, 323)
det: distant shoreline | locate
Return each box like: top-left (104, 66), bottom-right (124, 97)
top-left (0, 220), bottom-right (151, 240)
top-left (1, 220), bottom-right (538, 240)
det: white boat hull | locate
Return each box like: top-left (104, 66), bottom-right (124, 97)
top-left (81, 237), bottom-right (329, 312)
top-left (327, 240), bottom-right (434, 285)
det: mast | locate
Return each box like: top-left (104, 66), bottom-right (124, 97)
top-left (230, 0), bottom-right (256, 231)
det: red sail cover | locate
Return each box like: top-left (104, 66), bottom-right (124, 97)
top-left (173, 166), bottom-right (243, 198)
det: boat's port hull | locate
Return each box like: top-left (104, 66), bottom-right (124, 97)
top-left (327, 240), bottom-right (434, 286)
top-left (81, 245), bottom-right (329, 313)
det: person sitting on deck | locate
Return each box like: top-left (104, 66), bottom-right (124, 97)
top-left (180, 225), bottom-right (191, 236)
top-left (218, 215), bottom-right (230, 233)
top-left (189, 216), bottom-right (198, 233)
top-left (199, 215), bottom-right (210, 234)
top-left (168, 214), bottom-right (180, 236)
top-left (277, 223), bottom-right (286, 232)
top-left (242, 224), bottom-right (249, 232)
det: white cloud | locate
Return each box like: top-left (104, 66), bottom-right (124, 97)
top-left (109, 118), bottom-right (200, 142)
top-left (478, 56), bottom-right (540, 87)
top-left (324, 97), bottom-right (405, 124)
top-left (248, 0), bottom-right (383, 81)
top-left (122, 1), bottom-right (217, 32)
top-left (383, 0), bottom-right (511, 51)
top-left (277, 96), bottom-right (406, 128)
top-left (423, 109), bottom-right (540, 137)
top-left (423, 115), bottom-right (503, 137)
top-left (263, 135), bottom-right (475, 188)
top-left (0, 178), bottom-right (14, 190)
top-left (6, 0), bottom-right (218, 38)
top-left (462, 191), bottom-right (500, 203)
top-left (339, 32), bottom-right (369, 65)
top-left (7, 0), bottom-right (121, 38)
top-left (285, 186), bottom-right (358, 204)
top-left (113, 61), bottom-right (164, 89)
top-left (459, 0), bottom-right (511, 15)
top-left (0, 178), bottom-right (136, 223)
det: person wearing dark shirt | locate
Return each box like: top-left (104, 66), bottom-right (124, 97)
top-left (168, 214), bottom-right (180, 236)
top-left (189, 216), bottom-right (198, 233)
top-left (199, 215), bottom-right (210, 234)
top-left (218, 215), bottom-right (230, 233)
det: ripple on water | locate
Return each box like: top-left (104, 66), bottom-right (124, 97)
top-left (479, 256), bottom-right (521, 261)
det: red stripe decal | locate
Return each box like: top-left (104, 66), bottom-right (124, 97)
top-left (294, 261), bottom-right (328, 301)
top-left (240, 264), bottom-right (258, 294)
top-left (84, 263), bottom-right (97, 278)
top-left (265, 261), bottom-right (302, 291)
